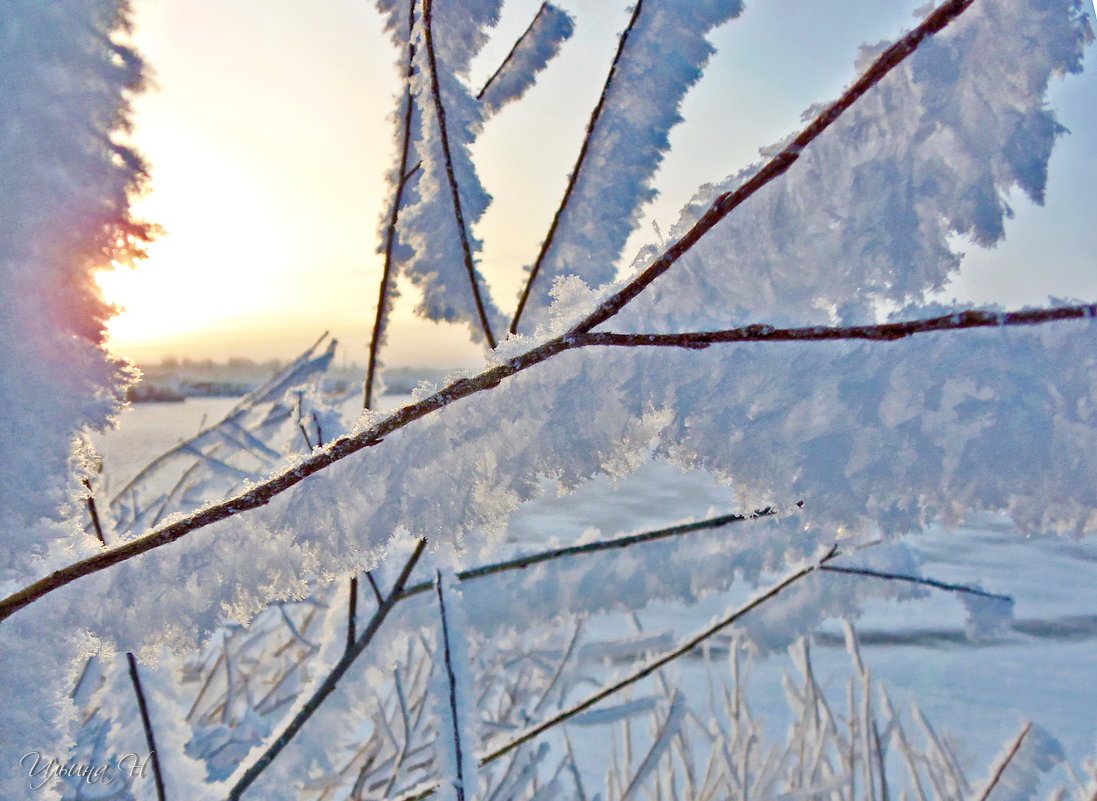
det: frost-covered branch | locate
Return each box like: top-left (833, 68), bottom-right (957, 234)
top-left (420, 0), bottom-right (498, 347)
top-left (572, 304), bottom-right (1097, 348)
top-left (366, 0), bottom-right (419, 410)
top-left (3, 296), bottom-right (1090, 624)
top-left (126, 652), bottom-right (168, 801)
top-left (226, 538), bottom-right (427, 801)
top-left (568, 0), bottom-right (978, 336)
top-left (0, 0), bottom-right (1043, 626)
top-left (509, 0), bottom-right (646, 334)
top-left (477, 2), bottom-right (574, 116)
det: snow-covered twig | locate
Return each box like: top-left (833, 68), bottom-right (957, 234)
top-left (225, 538), bottom-right (427, 801)
top-left (366, 0), bottom-right (419, 411)
top-left (420, 0), bottom-right (498, 348)
top-left (126, 652), bottom-right (168, 801)
top-left (509, 0), bottom-right (645, 334)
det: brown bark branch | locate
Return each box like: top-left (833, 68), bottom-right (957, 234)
top-left (365, 0), bottom-right (419, 410)
top-left (226, 538), bottom-right (427, 801)
top-left (566, 0), bottom-right (978, 337)
top-left (572, 304), bottom-right (1097, 348)
top-left (421, 0), bottom-right (498, 348)
top-left (509, 0), bottom-right (645, 335)
top-left (126, 652), bottom-right (168, 801)
top-left (434, 571), bottom-right (469, 801)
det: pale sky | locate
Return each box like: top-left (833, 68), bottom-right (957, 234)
top-left (99, 0), bottom-right (1097, 368)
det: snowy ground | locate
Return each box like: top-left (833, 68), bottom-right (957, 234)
top-left (91, 396), bottom-right (1097, 790)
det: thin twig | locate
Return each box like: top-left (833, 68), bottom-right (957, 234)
top-left (435, 571), bottom-right (468, 801)
top-left (346, 575), bottom-right (359, 655)
top-left (393, 546), bottom-right (843, 801)
top-left (509, 0), bottom-right (645, 334)
top-left (480, 545), bottom-right (841, 765)
top-left (126, 652), bottom-right (168, 801)
top-left (226, 539), bottom-right (427, 800)
top-left (399, 506), bottom-right (778, 599)
top-left (365, 0), bottom-right (419, 410)
top-left (6, 299), bottom-right (1091, 624)
top-left (819, 565), bottom-right (1012, 602)
top-left (366, 571), bottom-right (385, 606)
top-left (421, 0), bottom-right (497, 347)
top-left (973, 722), bottom-right (1033, 801)
top-left (566, 0), bottom-right (980, 337)
top-left (83, 478), bottom-right (106, 546)
top-left (573, 305), bottom-right (1097, 348)
top-left (477, 1), bottom-right (550, 101)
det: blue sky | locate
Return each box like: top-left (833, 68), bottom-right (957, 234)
top-left (102, 0), bottom-right (1096, 366)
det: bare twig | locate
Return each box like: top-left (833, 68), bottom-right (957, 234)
top-left (346, 575), bottom-right (359, 655)
top-left (973, 722), bottom-right (1033, 801)
top-left (366, 571), bottom-right (385, 606)
top-left (509, 0), bottom-right (645, 334)
top-left (421, 0), bottom-right (497, 348)
top-left (126, 652), bottom-right (168, 801)
top-left (393, 545), bottom-right (843, 801)
top-left (572, 305), bottom-right (1097, 348)
top-left (365, 0), bottom-right (419, 410)
top-left (435, 571), bottom-right (469, 801)
top-left (83, 478), bottom-right (106, 546)
top-left (820, 565), bottom-right (1012, 602)
top-left (399, 506), bottom-right (778, 599)
top-left (226, 539), bottom-right (427, 800)
top-left (480, 545), bottom-right (841, 766)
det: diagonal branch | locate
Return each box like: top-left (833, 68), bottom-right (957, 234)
top-left (509, 0), bottom-right (645, 335)
top-left (126, 652), bottom-right (168, 801)
top-left (478, 544), bottom-right (840, 767)
top-left (972, 722), bottom-right (1033, 801)
top-left (226, 538), bottom-right (427, 801)
top-left (566, 0), bottom-right (979, 337)
top-left (0, 0), bottom-right (1005, 624)
top-left (392, 545), bottom-right (844, 801)
top-left (421, 0), bottom-right (498, 348)
top-left (365, 0), bottom-right (419, 411)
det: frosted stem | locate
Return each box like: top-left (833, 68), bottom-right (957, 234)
top-left (435, 571), bottom-right (469, 801)
top-left (509, 0), bottom-right (645, 335)
top-left (126, 652), bottom-right (168, 801)
top-left (365, 0), bottom-right (419, 410)
top-left (421, 0), bottom-right (497, 348)
top-left (566, 0), bottom-right (979, 337)
top-left (973, 722), bottom-right (1033, 801)
top-left (226, 538), bottom-right (427, 801)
